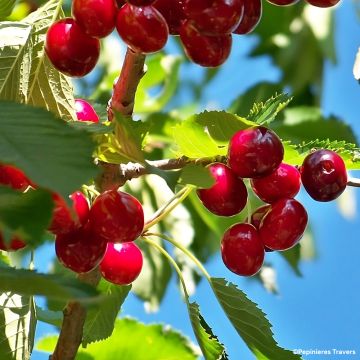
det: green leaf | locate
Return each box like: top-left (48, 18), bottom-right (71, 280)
top-left (0, 101), bottom-right (97, 198)
top-left (35, 306), bottom-right (62, 328)
top-left (82, 281), bottom-right (131, 347)
top-left (211, 278), bottom-right (301, 360)
top-left (0, 0), bottom-right (16, 19)
top-left (70, 121), bottom-right (114, 135)
top-left (0, 0), bottom-right (76, 120)
top-left (0, 187), bottom-right (53, 247)
top-left (279, 244), bottom-right (302, 277)
top-left (189, 302), bottom-right (227, 360)
top-left (0, 293), bottom-right (36, 360)
top-left (179, 164), bottom-right (215, 188)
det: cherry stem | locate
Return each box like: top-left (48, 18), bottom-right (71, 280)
top-left (347, 177), bottom-right (360, 187)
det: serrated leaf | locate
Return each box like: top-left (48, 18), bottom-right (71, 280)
top-left (0, 101), bottom-right (97, 198)
top-left (82, 281), bottom-right (131, 347)
top-left (211, 278), bottom-right (301, 360)
top-left (279, 244), bottom-right (302, 277)
top-left (0, 0), bottom-right (76, 120)
top-left (70, 121), bottom-right (114, 135)
top-left (179, 164), bottom-right (215, 188)
top-left (0, 0), bottom-right (16, 19)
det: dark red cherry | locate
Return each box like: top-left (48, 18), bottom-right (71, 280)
top-left (100, 242), bottom-right (143, 285)
top-left (0, 164), bottom-right (32, 191)
top-left (72, 0), bottom-right (117, 38)
top-left (55, 225), bottom-right (107, 273)
top-left (250, 204), bottom-right (271, 229)
top-left (228, 126), bottom-right (284, 178)
top-left (233, 0), bottom-right (261, 34)
top-left (70, 191), bottom-right (90, 225)
top-left (221, 223), bottom-right (264, 276)
top-left (75, 99), bottom-right (99, 123)
top-left (197, 163), bottom-right (247, 216)
top-left (153, 0), bottom-right (185, 35)
top-left (180, 20), bottom-right (232, 67)
top-left (0, 233), bottom-right (26, 251)
top-left (88, 190), bottom-right (144, 243)
top-left (127, 0), bottom-right (155, 5)
top-left (251, 163), bottom-right (301, 203)
top-left (183, 0), bottom-right (244, 35)
top-left (305, 0), bottom-right (340, 7)
top-left (267, 0), bottom-right (299, 5)
top-left (259, 198), bottom-right (308, 251)
top-left (116, 4), bottom-right (169, 53)
top-left (300, 149), bottom-right (347, 202)
top-left (45, 18), bottom-right (100, 77)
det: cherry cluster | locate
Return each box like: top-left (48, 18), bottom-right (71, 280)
top-left (197, 126), bottom-right (347, 277)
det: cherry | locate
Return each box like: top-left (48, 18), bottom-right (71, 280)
top-left (72, 0), bottom-right (117, 38)
top-left (55, 224), bottom-right (107, 273)
top-left (0, 233), bottom-right (26, 252)
top-left (116, 4), bottom-right (169, 54)
top-left (127, 0), bottom-right (155, 5)
top-left (88, 190), bottom-right (144, 243)
top-left (197, 163), bottom-right (247, 216)
top-left (153, 0), bottom-right (186, 35)
top-left (259, 198), bottom-right (308, 251)
top-left (0, 164), bottom-right (32, 191)
top-left (300, 149), bottom-right (347, 202)
top-left (75, 99), bottom-right (99, 123)
top-left (267, 0), bottom-right (299, 5)
top-left (45, 18), bottom-right (100, 77)
top-left (251, 163), bottom-right (301, 203)
top-left (228, 126), bottom-right (284, 178)
top-left (180, 20), bottom-right (232, 67)
top-left (305, 0), bottom-right (340, 7)
top-left (221, 223), bottom-right (264, 276)
top-left (100, 242), bottom-right (143, 285)
top-left (233, 0), bottom-right (261, 35)
top-left (183, 0), bottom-right (244, 35)
top-left (250, 204), bottom-right (271, 229)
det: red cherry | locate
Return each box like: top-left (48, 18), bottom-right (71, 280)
top-left (300, 149), bottom-right (347, 202)
top-left (197, 163), bottom-right (247, 216)
top-left (75, 99), bottom-right (99, 123)
top-left (100, 242), bottom-right (143, 285)
top-left (180, 20), bottom-right (232, 67)
top-left (259, 198), bottom-right (308, 251)
top-left (267, 0), bottom-right (299, 5)
top-left (228, 126), bottom-right (284, 178)
top-left (70, 191), bottom-right (90, 225)
top-left (0, 164), bottom-right (32, 191)
top-left (116, 4), bottom-right (169, 53)
top-left (305, 0), bottom-right (340, 7)
top-left (88, 190), bottom-right (144, 243)
top-left (183, 0), bottom-right (244, 35)
top-left (56, 225), bottom-right (107, 273)
top-left (251, 163), bottom-right (301, 203)
top-left (250, 204), bottom-right (271, 229)
top-left (221, 223), bottom-right (264, 276)
top-left (127, 0), bottom-right (155, 5)
top-left (0, 233), bottom-right (26, 251)
top-left (45, 18), bottom-right (100, 77)
top-left (233, 0), bottom-right (261, 34)
top-left (153, 0), bottom-right (185, 35)
top-left (72, 0), bottom-right (117, 38)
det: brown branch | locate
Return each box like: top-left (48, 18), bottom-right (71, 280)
top-left (347, 177), bottom-right (360, 187)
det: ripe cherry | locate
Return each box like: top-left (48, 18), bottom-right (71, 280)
top-left (45, 18), bottom-right (100, 77)
top-left (300, 149), bottom-right (347, 202)
top-left (75, 99), bottom-right (99, 123)
top-left (259, 198), bottom-right (308, 251)
top-left (233, 0), bottom-right (261, 35)
top-left (88, 190), bottom-right (144, 243)
top-left (221, 223), bottom-right (264, 276)
top-left (116, 4), bottom-right (169, 54)
top-left (183, 0), bottom-right (244, 35)
top-left (267, 0), bottom-right (299, 5)
top-left (100, 242), bottom-right (143, 285)
top-left (228, 126), bottom-right (284, 178)
top-left (153, 0), bottom-right (186, 35)
top-left (127, 0), bottom-right (155, 5)
top-left (55, 225), bottom-right (107, 273)
top-left (180, 20), bottom-right (232, 67)
top-left (72, 0), bottom-right (117, 38)
top-left (251, 163), bottom-right (301, 203)
top-left (305, 0), bottom-right (340, 7)
top-left (197, 163), bottom-right (247, 216)
top-left (0, 233), bottom-right (26, 252)
top-left (250, 204), bottom-right (271, 229)
top-left (0, 164), bottom-right (32, 191)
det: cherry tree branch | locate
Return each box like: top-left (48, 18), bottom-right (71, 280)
top-left (347, 177), bottom-right (360, 187)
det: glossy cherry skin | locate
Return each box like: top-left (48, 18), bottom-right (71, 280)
top-left (250, 204), bottom-right (271, 229)
top-left (300, 149), bottom-right (347, 202)
top-left (228, 126), bottom-right (284, 179)
top-left (88, 190), bottom-right (144, 243)
top-left (0, 164), bottom-right (32, 190)
top-left (100, 242), bottom-right (143, 285)
top-left (305, 0), bottom-right (340, 7)
top-left (127, 0), bottom-right (155, 5)
top-left (259, 198), bottom-right (308, 251)
top-left (153, 0), bottom-right (185, 35)
top-left (233, 0), bottom-right (261, 34)
top-left (55, 224), bottom-right (107, 273)
top-left (221, 223), bottom-right (264, 276)
top-left (251, 163), bottom-right (301, 203)
top-left (72, 0), bottom-right (117, 38)
top-left (197, 163), bottom-right (247, 216)
top-left (183, 0), bottom-right (244, 35)
top-left (267, 0), bottom-right (299, 5)
top-left (116, 4), bottom-right (169, 53)
top-left (0, 233), bottom-right (26, 251)
top-left (75, 99), bottom-right (99, 123)
top-left (45, 18), bottom-right (100, 77)
top-left (180, 20), bottom-right (232, 67)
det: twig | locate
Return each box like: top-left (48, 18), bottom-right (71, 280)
top-left (347, 177), bottom-right (360, 187)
